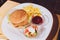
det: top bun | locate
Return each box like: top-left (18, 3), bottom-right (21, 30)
top-left (9, 9), bottom-right (28, 27)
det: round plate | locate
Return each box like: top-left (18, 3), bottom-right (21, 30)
top-left (1, 3), bottom-right (53, 40)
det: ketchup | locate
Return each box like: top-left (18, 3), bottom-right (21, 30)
top-left (32, 16), bottom-right (43, 24)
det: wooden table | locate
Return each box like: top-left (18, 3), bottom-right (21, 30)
top-left (0, 1), bottom-right (59, 40)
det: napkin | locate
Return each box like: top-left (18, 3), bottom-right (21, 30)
top-left (0, 1), bottom-right (19, 40)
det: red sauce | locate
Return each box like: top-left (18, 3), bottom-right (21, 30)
top-left (32, 16), bottom-right (43, 24)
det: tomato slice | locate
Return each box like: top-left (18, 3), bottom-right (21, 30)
top-left (24, 29), bottom-right (29, 34)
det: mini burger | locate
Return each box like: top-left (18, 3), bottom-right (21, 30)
top-left (9, 9), bottom-right (28, 28)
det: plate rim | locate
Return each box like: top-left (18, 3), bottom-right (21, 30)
top-left (1, 3), bottom-right (53, 40)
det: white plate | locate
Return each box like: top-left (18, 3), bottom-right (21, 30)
top-left (1, 3), bottom-right (53, 40)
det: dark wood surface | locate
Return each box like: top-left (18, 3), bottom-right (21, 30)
top-left (0, 0), bottom-right (60, 14)
top-left (0, 0), bottom-right (7, 7)
top-left (12, 0), bottom-right (60, 14)
top-left (46, 14), bottom-right (59, 40)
